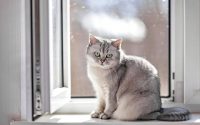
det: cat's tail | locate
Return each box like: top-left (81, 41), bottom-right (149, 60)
top-left (157, 107), bottom-right (190, 121)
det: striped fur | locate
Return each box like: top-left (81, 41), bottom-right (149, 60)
top-left (157, 107), bottom-right (190, 121)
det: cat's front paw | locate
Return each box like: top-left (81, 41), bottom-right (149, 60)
top-left (99, 113), bottom-right (111, 120)
top-left (91, 112), bottom-right (100, 118)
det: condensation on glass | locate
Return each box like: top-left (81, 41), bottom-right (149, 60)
top-left (70, 0), bottom-right (170, 97)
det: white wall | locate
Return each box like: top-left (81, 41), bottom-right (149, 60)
top-left (0, 0), bottom-right (22, 124)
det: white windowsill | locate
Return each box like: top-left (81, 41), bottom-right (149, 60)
top-left (53, 98), bottom-right (200, 114)
top-left (12, 113), bottom-right (200, 125)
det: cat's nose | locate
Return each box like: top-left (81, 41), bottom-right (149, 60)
top-left (100, 58), bottom-right (106, 64)
top-left (100, 59), bottom-right (105, 63)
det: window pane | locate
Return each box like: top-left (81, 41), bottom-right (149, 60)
top-left (69, 0), bottom-right (169, 97)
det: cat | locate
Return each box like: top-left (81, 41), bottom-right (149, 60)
top-left (86, 34), bottom-right (190, 121)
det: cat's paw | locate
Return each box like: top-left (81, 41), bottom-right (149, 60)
top-left (91, 112), bottom-right (100, 118)
top-left (99, 113), bottom-right (111, 120)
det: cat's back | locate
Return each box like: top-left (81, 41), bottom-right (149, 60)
top-left (122, 55), bottom-right (158, 76)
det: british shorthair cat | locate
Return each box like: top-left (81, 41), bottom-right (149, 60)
top-left (86, 35), bottom-right (190, 121)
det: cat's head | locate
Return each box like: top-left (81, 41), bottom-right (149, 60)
top-left (86, 34), bottom-right (122, 69)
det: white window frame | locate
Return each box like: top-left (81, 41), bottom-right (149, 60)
top-left (20, 0), bottom-right (200, 121)
top-left (20, 0), bottom-right (32, 121)
top-left (167, 0), bottom-right (200, 112)
top-left (57, 0), bottom-right (174, 113)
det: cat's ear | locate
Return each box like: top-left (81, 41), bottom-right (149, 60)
top-left (112, 39), bottom-right (122, 49)
top-left (89, 34), bottom-right (98, 45)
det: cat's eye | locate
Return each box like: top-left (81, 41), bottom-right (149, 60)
top-left (94, 52), bottom-right (100, 57)
top-left (106, 54), bottom-right (113, 58)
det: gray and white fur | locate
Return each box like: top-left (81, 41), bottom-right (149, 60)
top-left (86, 35), bottom-right (190, 121)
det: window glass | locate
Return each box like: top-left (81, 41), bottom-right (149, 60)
top-left (69, 0), bottom-right (170, 97)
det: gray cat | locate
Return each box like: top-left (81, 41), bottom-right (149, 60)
top-left (86, 35), bottom-right (190, 121)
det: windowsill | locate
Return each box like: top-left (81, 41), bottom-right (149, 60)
top-left (51, 98), bottom-right (200, 114)
top-left (13, 113), bottom-right (200, 125)
top-left (52, 97), bottom-right (200, 114)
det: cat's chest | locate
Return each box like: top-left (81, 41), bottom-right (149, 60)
top-left (88, 66), bottom-right (115, 82)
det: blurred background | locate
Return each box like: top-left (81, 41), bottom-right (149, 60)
top-left (70, 0), bottom-right (170, 97)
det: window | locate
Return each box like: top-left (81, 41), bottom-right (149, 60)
top-left (46, 0), bottom-right (171, 115)
top-left (27, 1), bottom-right (170, 118)
top-left (67, 0), bottom-right (170, 97)
top-left (21, 0), bottom-right (200, 122)
top-left (32, 0), bottom-right (172, 119)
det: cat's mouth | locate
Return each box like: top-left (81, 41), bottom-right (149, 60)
top-left (99, 61), bottom-right (108, 66)
top-left (99, 63), bottom-right (106, 67)
top-left (97, 61), bottom-right (117, 69)
top-left (98, 63), bottom-right (112, 69)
